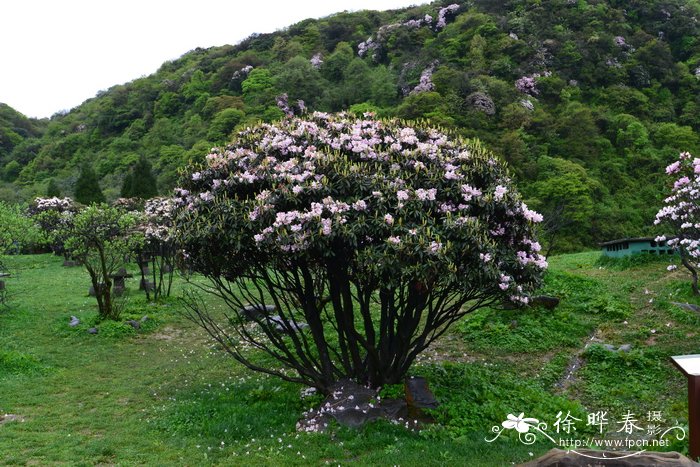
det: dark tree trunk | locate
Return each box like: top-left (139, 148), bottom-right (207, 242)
top-left (681, 255), bottom-right (700, 295)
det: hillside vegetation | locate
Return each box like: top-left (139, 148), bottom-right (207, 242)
top-left (2, 0), bottom-right (700, 250)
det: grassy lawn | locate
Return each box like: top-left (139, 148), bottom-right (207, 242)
top-left (0, 251), bottom-right (695, 465)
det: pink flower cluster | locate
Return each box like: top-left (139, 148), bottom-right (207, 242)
top-left (310, 53), bottom-right (323, 69)
top-left (655, 152), bottom-right (700, 267)
top-left (231, 65), bottom-right (253, 81)
top-left (410, 61), bottom-right (438, 95)
top-left (515, 71), bottom-right (551, 96)
top-left (436, 4), bottom-right (460, 29)
top-left (175, 113), bottom-right (546, 304)
top-left (143, 197), bottom-right (176, 242)
top-left (31, 197), bottom-right (75, 213)
top-left (357, 4), bottom-right (460, 57)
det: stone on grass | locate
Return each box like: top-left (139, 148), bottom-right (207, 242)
top-left (240, 304), bottom-right (276, 321)
top-left (69, 316), bottom-right (80, 327)
top-left (267, 315), bottom-right (309, 333)
top-left (530, 295), bottom-right (560, 309)
top-left (602, 343), bottom-right (632, 353)
top-left (0, 414), bottom-right (24, 424)
top-left (405, 376), bottom-right (439, 409)
top-left (87, 327), bottom-right (98, 334)
top-left (518, 448), bottom-right (698, 466)
top-left (297, 379), bottom-right (435, 433)
top-left (671, 302), bottom-right (700, 313)
top-left (140, 315), bottom-right (149, 322)
top-left (126, 320), bottom-right (140, 330)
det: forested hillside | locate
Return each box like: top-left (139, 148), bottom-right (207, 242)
top-left (2, 0), bottom-right (700, 251)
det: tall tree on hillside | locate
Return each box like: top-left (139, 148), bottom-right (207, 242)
top-left (121, 155), bottom-right (158, 199)
top-left (46, 178), bottom-right (61, 198)
top-left (74, 164), bottom-right (105, 205)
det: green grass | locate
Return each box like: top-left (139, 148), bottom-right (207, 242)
top-left (0, 251), bottom-right (696, 464)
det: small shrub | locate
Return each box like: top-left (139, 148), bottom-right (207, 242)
top-left (0, 350), bottom-right (47, 376)
top-left (595, 252), bottom-right (673, 271)
top-left (97, 320), bottom-right (137, 338)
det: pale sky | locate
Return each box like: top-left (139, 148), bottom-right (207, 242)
top-left (0, 0), bottom-right (427, 119)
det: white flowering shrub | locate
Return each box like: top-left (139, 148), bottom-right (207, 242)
top-left (62, 205), bottom-right (144, 320)
top-left (654, 152), bottom-right (700, 294)
top-left (140, 197), bottom-right (177, 299)
top-left (174, 113), bottom-right (546, 393)
top-left (28, 197), bottom-right (78, 258)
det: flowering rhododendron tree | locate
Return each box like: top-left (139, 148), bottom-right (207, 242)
top-left (654, 151), bottom-right (700, 294)
top-left (138, 197), bottom-right (177, 300)
top-left (61, 205), bottom-right (144, 320)
top-left (174, 113), bottom-right (546, 394)
top-left (27, 197), bottom-right (78, 259)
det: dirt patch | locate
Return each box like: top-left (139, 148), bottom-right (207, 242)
top-left (0, 414), bottom-right (24, 424)
top-left (151, 327), bottom-right (182, 340)
top-left (414, 334), bottom-right (478, 365)
top-left (555, 330), bottom-right (602, 391)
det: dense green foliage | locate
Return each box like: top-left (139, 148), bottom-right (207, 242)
top-left (2, 0), bottom-right (700, 250)
top-left (61, 205), bottom-right (143, 319)
top-left (74, 164), bottom-right (105, 205)
top-left (0, 202), bottom-right (40, 253)
top-left (121, 155), bottom-right (158, 199)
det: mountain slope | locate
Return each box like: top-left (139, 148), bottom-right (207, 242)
top-left (0, 103), bottom-right (45, 191)
top-left (2, 0), bottom-right (700, 250)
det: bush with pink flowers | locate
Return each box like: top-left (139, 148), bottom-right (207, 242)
top-left (174, 113), bottom-right (546, 394)
top-left (654, 151), bottom-right (700, 294)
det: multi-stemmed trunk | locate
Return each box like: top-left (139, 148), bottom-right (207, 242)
top-left (183, 256), bottom-right (495, 395)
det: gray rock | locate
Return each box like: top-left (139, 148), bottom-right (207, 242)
top-left (240, 304), bottom-right (276, 321)
top-left (405, 376), bottom-right (439, 409)
top-left (126, 320), bottom-right (140, 330)
top-left (379, 399), bottom-right (407, 419)
top-left (671, 302), bottom-right (700, 313)
top-left (87, 327), bottom-right (98, 334)
top-left (331, 408), bottom-right (380, 428)
top-left (0, 414), bottom-right (23, 424)
top-left (603, 344), bottom-right (616, 351)
top-left (531, 295), bottom-right (560, 309)
top-left (618, 343), bottom-right (632, 352)
top-left (296, 379), bottom-right (433, 432)
top-left (140, 315), bottom-right (149, 322)
top-left (69, 316), bottom-right (80, 327)
top-left (267, 315), bottom-right (309, 333)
